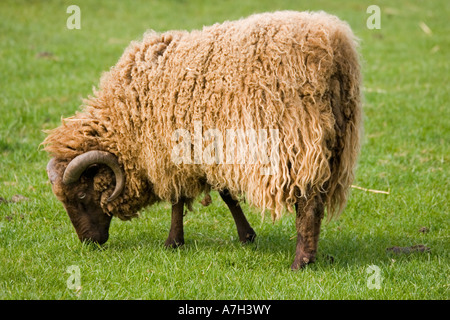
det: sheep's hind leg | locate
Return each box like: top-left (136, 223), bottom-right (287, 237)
top-left (219, 189), bottom-right (256, 244)
top-left (164, 199), bottom-right (185, 248)
top-left (291, 194), bottom-right (324, 270)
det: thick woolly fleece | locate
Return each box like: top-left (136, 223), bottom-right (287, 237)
top-left (44, 11), bottom-right (362, 221)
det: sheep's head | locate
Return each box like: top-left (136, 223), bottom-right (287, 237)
top-left (46, 151), bottom-right (125, 245)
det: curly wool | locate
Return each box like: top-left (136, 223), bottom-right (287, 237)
top-left (44, 11), bottom-right (362, 220)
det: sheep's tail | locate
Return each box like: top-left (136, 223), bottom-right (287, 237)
top-left (324, 19), bottom-right (362, 219)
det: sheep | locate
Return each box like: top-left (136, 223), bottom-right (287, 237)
top-left (43, 10), bottom-right (362, 270)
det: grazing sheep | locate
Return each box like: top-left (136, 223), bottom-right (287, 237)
top-left (43, 10), bottom-right (362, 269)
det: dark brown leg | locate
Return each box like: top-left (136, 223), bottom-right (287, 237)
top-left (291, 194), bottom-right (324, 270)
top-left (164, 199), bottom-right (185, 248)
top-left (219, 189), bottom-right (256, 243)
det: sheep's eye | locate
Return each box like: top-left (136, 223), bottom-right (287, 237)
top-left (78, 192), bottom-right (86, 200)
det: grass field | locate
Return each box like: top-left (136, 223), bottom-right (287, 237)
top-left (0, 0), bottom-right (448, 300)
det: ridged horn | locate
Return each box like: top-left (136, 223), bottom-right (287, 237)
top-left (63, 150), bottom-right (125, 202)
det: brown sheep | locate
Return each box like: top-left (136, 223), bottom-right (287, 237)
top-left (43, 11), bottom-right (362, 269)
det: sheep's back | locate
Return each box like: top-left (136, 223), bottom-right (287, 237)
top-left (96, 11), bottom-right (361, 218)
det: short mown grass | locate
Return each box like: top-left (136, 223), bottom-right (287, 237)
top-left (0, 0), bottom-right (448, 299)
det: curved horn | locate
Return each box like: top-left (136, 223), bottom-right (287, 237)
top-left (63, 151), bottom-right (125, 202)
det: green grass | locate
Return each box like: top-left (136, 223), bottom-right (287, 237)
top-left (0, 0), bottom-right (448, 299)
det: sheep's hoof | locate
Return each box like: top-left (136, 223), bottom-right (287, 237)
top-left (290, 254), bottom-right (315, 270)
top-left (240, 229), bottom-right (256, 244)
top-left (164, 238), bottom-right (184, 249)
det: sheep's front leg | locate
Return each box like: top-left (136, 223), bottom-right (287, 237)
top-left (164, 199), bottom-right (185, 248)
top-left (219, 189), bottom-right (256, 243)
top-left (291, 194), bottom-right (324, 270)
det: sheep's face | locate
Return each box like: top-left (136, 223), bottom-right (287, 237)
top-left (47, 160), bottom-right (112, 244)
top-left (47, 152), bottom-right (125, 244)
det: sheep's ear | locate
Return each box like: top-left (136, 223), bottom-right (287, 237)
top-left (46, 158), bottom-right (61, 185)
